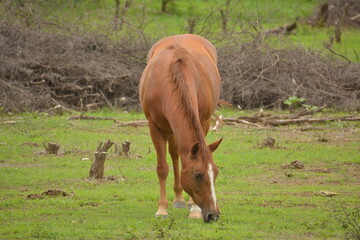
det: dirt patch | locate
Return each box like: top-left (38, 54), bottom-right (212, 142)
top-left (26, 189), bottom-right (70, 200)
top-left (281, 160), bottom-right (305, 169)
top-left (250, 162), bottom-right (360, 187)
top-left (259, 137), bottom-right (276, 148)
top-left (80, 202), bottom-right (100, 207)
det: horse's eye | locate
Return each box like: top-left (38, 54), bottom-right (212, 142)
top-left (194, 173), bottom-right (203, 180)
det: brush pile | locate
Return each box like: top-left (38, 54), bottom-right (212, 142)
top-left (0, 23), bottom-right (148, 112)
top-left (218, 36), bottom-right (360, 110)
top-left (0, 0), bottom-right (359, 112)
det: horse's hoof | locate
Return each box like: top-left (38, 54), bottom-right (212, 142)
top-left (173, 201), bottom-right (186, 209)
top-left (188, 210), bottom-right (202, 219)
top-left (155, 209), bottom-right (169, 219)
top-left (155, 214), bottom-right (169, 219)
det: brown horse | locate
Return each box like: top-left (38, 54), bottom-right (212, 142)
top-left (139, 34), bottom-right (222, 223)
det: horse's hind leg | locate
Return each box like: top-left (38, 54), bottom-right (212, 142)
top-left (168, 135), bottom-right (186, 208)
top-left (149, 121), bottom-right (169, 217)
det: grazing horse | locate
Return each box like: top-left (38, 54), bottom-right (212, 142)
top-left (139, 34), bottom-right (222, 223)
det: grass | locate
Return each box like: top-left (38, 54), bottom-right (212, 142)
top-left (0, 108), bottom-right (359, 239)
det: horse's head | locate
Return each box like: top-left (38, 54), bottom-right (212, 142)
top-left (181, 138), bottom-right (223, 223)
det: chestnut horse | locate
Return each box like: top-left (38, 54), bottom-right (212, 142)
top-left (139, 34), bottom-right (222, 223)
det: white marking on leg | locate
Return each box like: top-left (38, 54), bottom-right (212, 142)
top-left (208, 163), bottom-right (217, 209)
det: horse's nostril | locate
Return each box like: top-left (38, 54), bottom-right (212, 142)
top-left (205, 213), bottom-right (219, 223)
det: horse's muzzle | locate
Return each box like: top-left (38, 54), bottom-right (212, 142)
top-left (204, 212), bottom-right (220, 223)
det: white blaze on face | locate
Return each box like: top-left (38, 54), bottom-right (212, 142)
top-left (207, 163), bottom-right (217, 209)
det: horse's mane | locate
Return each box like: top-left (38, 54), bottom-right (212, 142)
top-left (168, 44), bottom-right (207, 153)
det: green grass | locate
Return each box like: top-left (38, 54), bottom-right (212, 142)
top-left (1, 109), bottom-right (359, 239)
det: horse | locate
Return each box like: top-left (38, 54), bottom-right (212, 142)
top-left (139, 34), bottom-right (222, 223)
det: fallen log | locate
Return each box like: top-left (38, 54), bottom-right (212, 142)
top-left (115, 120), bottom-right (148, 127)
top-left (113, 112), bottom-right (360, 128)
top-left (67, 115), bottom-right (116, 120)
top-left (263, 116), bottom-right (360, 126)
top-left (223, 115), bottom-right (360, 127)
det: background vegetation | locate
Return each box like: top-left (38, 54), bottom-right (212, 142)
top-left (0, 1), bottom-right (359, 239)
top-left (1, 0), bottom-right (359, 112)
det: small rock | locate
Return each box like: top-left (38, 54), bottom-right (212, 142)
top-left (319, 191), bottom-right (337, 197)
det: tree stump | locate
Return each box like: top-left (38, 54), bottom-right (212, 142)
top-left (121, 140), bottom-right (131, 156)
top-left (89, 140), bottom-right (114, 179)
top-left (43, 142), bottom-right (60, 154)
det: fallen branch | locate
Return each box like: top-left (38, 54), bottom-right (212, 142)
top-left (288, 105), bottom-right (327, 119)
top-left (263, 116), bottom-right (360, 126)
top-left (265, 22), bottom-right (297, 36)
top-left (115, 120), bottom-right (148, 127)
top-left (223, 115), bottom-right (360, 127)
top-left (67, 115), bottom-right (116, 120)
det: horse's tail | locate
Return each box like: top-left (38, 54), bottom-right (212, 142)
top-left (168, 44), bottom-right (206, 148)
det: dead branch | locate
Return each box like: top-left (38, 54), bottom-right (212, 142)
top-left (223, 114), bottom-right (360, 127)
top-left (265, 22), bottom-right (297, 36)
top-left (115, 120), bottom-right (148, 127)
top-left (263, 115), bottom-right (360, 126)
top-left (288, 105), bottom-right (327, 119)
top-left (67, 115), bottom-right (116, 120)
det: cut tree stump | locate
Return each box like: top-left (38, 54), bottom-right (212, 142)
top-left (89, 140), bottom-right (114, 179)
top-left (43, 142), bottom-right (60, 154)
top-left (122, 140), bottom-right (131, 156)
top-left (114, 140), bottom-right (131, 156)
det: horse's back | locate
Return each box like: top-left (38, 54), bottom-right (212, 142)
top-left (139, 34), bottom-right (221, 132)
top-left (146, 34), bottom-right (218, 65)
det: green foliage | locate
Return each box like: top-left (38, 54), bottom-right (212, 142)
top-left (284, 96), bottom-right (318, 110)
top-left (284, 96), bottom-right (306, 107)
top-left (0, 109), bottom-right (359, 239)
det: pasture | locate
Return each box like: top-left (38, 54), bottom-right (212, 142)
top-left (0, 109), bottom-right (359, 239)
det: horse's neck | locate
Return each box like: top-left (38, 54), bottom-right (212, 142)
top-left (167, 108), bottom-right (205, 159)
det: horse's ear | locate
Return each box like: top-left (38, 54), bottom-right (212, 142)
top-left (209, 138), bottom-right (223, 153)
top-left (190, 142), bottom-right (200, 157)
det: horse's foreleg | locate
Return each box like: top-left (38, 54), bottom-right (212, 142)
top-left (188, 197), bottom-right (202, 219)
top-left (168, 135), bottom-right (186, 209)
top-left (149, 121), bottom-right (169, 217)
